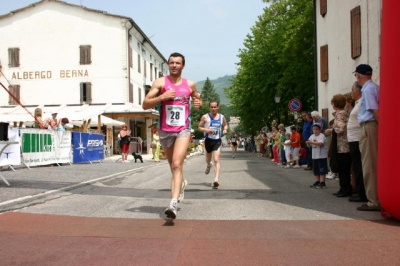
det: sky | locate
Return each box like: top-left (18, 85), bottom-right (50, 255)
top-left (0, 0), bottom-right (267, 82)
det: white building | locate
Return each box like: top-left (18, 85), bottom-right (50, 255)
top-left (0, 0), bottom-right (167, 153)
top-left (315, 0), bottom-right (381, 120)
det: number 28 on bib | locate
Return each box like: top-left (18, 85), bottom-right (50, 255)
top-left (165, 105), bottom-right (186, 126)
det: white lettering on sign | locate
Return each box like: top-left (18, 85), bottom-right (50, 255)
top-left (87, 140), bottom-right (103, 147)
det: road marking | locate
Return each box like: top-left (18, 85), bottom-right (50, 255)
top-left (0, 164), bottom-right (161, 209)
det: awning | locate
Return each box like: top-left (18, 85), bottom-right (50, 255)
top-left (69, 115), bottom-right (125, 127)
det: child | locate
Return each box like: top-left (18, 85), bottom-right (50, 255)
top-left (283, 133), bottom-right (292, 168)
top-left (306, 123), bottom-right (328, 188)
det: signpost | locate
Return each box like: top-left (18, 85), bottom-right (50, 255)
top-left (288, 98), bottom-right (302, 123)
top-left (288, 98), bottom-right (302, 112)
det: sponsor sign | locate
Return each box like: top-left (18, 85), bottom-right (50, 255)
top-left (20, 129), bottom-right (72, 166)
top-left (72, 132), bottom-right (104, 163)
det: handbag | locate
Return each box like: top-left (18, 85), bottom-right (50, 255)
top-left (329, 130), bottom-right (340, 172)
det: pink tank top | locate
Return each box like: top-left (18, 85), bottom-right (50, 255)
top-left (159, 76), bottom-right (191, 132)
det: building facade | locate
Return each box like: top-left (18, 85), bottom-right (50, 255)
top-left (315, 0), bottom-right (381, 120)
top-left (0, 0), bottom-right (167, 154)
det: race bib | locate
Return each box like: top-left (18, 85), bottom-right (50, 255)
top-left (208, 126), bottom-right (220, 139)
top-left (165, 105), bottom-right (186, 126)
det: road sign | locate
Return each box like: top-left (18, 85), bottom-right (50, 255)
top-left (288, 98), bottom-right (302, 112)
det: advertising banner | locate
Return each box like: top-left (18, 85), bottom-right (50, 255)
top-left (0, 128), bottom-right (21, 167)
top-left (20, 129), bottom-right (72, 166)
top-left (72, 132), bottom-right (104, 163)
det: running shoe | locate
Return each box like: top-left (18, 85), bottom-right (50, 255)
top-left (213, 179), bottom-right (219, 188)
top-left (205, 162), bottom-right (213, 174)
top-left (178, 180), bottom-right (188, 203)
top-left (315, 182), bottom-right (327, 189)
top-left (293, 165), bottom-right (300, 168)
top-left (165, 201), bottom-right (178, 219)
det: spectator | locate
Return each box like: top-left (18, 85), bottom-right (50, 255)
top-left (354, 64), bottom-right (380, 211)
top-left (301, 112), bottom-right (313, 170)
top-left (306, 123), bottom-right (328, 189)
top-left (290, 126), bottom-right (301, 168)
top-left (311, 110), bottom-right (329, 134)
top-left (119, 124), bottom-right (131, 163)
top-left (347, 82), bottom-right (368, 203)
top-left (325, 94), bottom-right (352, 197)
top-left (45, 112), bottom-right (59, 130)
top-left (58, 118), bottom-right (69, 131)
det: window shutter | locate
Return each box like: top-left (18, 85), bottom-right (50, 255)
top-left (86, 83), bottom-right (92, 103)
top-left (321, 108), bottom-right (329, 122)
top-left (8, 48), bottom-right (20, 67)
top-left (129, 46), bottom-right (132, 68)
top-left (139, 87), bottom-right (142, 105)
top-left (129, 83), bottom-right (133, 103)
top-left (8, 85), bottom-right (20, 105)
top-left (79, 45), bottom-right (92, 65)
top-left (143, 59), bottom-right (147, 77)
top-left (150, 63), bottom-right (153, 81)
top-left (320, 0), bottom-right (327, 17)
top-left (138, 55), bottom-right (141, 73)
top-left (320, 45), bottom-right (329, 82)
top-left (80, 83), bottom-right (84, 103)
top-left (351, 6), bottom-right (362, 58)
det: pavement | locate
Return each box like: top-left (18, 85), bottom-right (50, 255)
top-left (0, 150), bottom-right (400, 266)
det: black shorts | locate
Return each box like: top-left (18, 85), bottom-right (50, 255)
top-left (205, 138), bottom-right (222, 153)
top-left (312, 158), bottom-right (328, 176)
top-left (231, 142), bottom-right (237, 147)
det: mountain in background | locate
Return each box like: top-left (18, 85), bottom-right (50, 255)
top-left (196, 75), bottom-right (234, 105)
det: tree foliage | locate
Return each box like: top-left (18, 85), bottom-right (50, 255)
top-left (225, 0), bottom-right (315, 135)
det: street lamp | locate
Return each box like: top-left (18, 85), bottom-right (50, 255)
top-left (274, 95), bottom-right (281, 124)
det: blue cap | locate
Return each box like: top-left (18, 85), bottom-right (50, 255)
top-left (312, 123), bottom-right (321, 128)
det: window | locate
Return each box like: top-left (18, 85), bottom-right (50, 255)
top-left (320, 0), bottom-right (327, 17)
top-left (79, 45), bottom-right (92, 65)
top-left (8, 48), bottom-right (20, 67)
top-left (8, 85), bottom-right (20, 105)
top-left (351, 6), bottom-right (362, 59)
top-left (320, 45), bottom-right (329, 82)
top-left (129, 83), bottom-right (133, 103)
top-left (80, 82), bottom-right (92, 103)
top-left (138, 55), bottom-right (141, 73)
top-left (138, 87), bottom-right (142, 105)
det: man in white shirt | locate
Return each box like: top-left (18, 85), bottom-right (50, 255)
top-left (347, 82), bottom-right (367, 203)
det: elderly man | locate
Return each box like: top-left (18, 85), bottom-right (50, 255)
top-left (311, 111), bottom-right (329, 134)
top-left (347, 82), bottom-right (368, 203)
top-left (354, 64), bottom-right (380, 211)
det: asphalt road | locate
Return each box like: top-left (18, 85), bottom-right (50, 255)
top-left (1, 148), bottom-right (399, 265)
top-left (0, 147), bottom-right (383, 221)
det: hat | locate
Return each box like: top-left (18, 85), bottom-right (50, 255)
top-left (312, 123), bottom-right (321, 129)
top-left (353, 64), bottom-right (373, 75)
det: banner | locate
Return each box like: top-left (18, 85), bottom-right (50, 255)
top-left (72, 132), bottom-right (104, 163)
top-left (20, 129), bottom-right (72, 166)
top-left (0, 128), bottom-right (21, 166)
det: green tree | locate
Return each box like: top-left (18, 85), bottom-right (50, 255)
top-left (225, 0), bottom-right (314, 134)
top-left (200, 77), bottom-right (220, 104)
